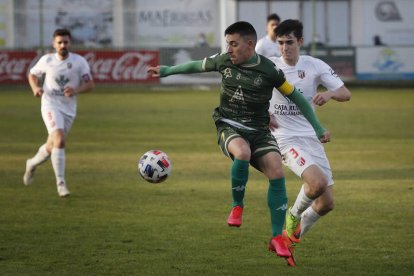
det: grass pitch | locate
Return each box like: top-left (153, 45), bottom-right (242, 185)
top-left (0, 85), bottom-right (413, 275)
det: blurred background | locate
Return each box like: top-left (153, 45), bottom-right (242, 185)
top-left (0, 0), bottom-right (413, 85)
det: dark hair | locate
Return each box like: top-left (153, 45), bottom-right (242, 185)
top-left (224, 21), bottom-right (257, 42)
top-left (274, 19), bottom-right (303, 39)
top-left (267, 13), bottom-right (281, 23)
top-left (53, 28), bottom-right (71, 38)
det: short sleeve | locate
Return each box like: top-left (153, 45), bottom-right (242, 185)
top-left (272, 65), bottom-right (290, 91)
top-left (29, 55), bottom-right (47, 76)
top-left (314, 58), bottom-right (344, 91)
top-left (78, 56), bottom-right (92, 78)
top-left (202, 53), bottom-right (224, 72)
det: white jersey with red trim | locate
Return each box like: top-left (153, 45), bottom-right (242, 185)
top-left (269, 55), bottom-right (343, 138)
top-left (30, 53), bottom-right (92, 117)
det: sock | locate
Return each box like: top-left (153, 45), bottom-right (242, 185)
top-left (300, 206), bottom-right (321, 237)
top-left (290, 184), bottom-right (314, 218)
top-left (51, 148), bottom-right (65, 184)
top-left (29, 144), bottom-right (50, 167)
top-left (231, 159), bottom-right (249, 208)
top-left (267, 178), bottom-right (287, 237)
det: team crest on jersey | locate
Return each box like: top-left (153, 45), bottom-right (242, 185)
top-left (254, 75), bottom-right (263, 86)
top-left (298, 70), bottom-right (305, 79)
top-left (223, 68), bottom-right (232, 79)
top-left (67, 62), bottom-right (72, 69)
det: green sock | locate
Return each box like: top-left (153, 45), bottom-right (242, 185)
top-left (267, 178), bottom-right (288, 237)
top-left (231, 159), bottom-right (249, 208)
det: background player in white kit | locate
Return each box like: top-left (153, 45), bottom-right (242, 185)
top-left (24, 29), bottom-right (95, 197)
top-left (255, 13), bottom-right (281, 58)
top-left (268, 19), bottom-right (351, 259)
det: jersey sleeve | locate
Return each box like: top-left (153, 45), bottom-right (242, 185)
top-left (272, 65), bottom-right (295, 96)
top-left (276, 80), bottom-right (295, 96)
top-left (160, 60), bottom-right (203, 76)
top-left (201, 53), bottom-right (223, 72)
top-left (29, 55), bottom-right (48, 77)
top-left (287, 88), bottom-right (326, 138)
top-left (314, 58), bottom-right (344, 91)
top-left (78, 56), bottom-right (93, 80)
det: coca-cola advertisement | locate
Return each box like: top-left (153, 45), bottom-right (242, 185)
top-left (0, 51), bottom-right (41, 83)
top-left (0, 50), bottom-right (160, 84)
top-left (78, 50), bottom-right (159, 83)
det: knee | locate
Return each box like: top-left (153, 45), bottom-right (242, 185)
top-left (51, 132), bottom-right (66, 148)
top-left (55, 139), bottom-right (65, 148)
top-left (268, 166), bottom-right (284, 179)
top-left (231, 148), bottom-right (251, 161)
top-left (305, 177), bottom-right (327, 198)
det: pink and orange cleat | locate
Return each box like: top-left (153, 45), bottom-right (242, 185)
top-left (268, 234), bottom-right (296, 267)
top-left (227, 206), bottom-right (243, 227)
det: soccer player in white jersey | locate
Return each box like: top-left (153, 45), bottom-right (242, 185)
top-left (255, 13), bottom-right (281, 58)
top-left (268, 19), bottom-right (351, 262)
top-left (24, 29), bottom-right (95, 197)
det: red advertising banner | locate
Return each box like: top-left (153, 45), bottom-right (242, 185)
top-left (78, 50), bottom-right (159, 83)
top-left (0, 50), bottom-right (160, 84)
top-left (0, 51), bottom-right (40, 83)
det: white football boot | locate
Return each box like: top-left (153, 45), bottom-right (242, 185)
top-left (57, 182), bottom-right (70, 197)
top-left (23, 159), bottom-right (36, 186)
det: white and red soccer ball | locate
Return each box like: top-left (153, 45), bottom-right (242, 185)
top-left (138, 150), bottom-right (172, 183)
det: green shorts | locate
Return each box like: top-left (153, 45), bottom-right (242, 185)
top-left (216, 122), bottom-right (280, 161)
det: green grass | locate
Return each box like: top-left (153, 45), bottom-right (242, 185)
top-left (1, 85), bottom-right (413, 275)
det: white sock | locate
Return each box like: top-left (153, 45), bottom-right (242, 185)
top-left (29, 144), bottom-right (50, 167)
top-left (51, 148), bottom-right (65, 184)
top-left (290, 185), bottom-right (313, 218)
top-left (300, 206), bottom-right (321, 237)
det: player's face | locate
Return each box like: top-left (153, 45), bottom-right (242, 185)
top-left (225, 33), bottom-right (254, 65)
top-left (267, 20), bottom-right (279, 38)
top-left (277, 32), bottom-right (303, 65)
top-left (53, 35), bottom-right (71, 59)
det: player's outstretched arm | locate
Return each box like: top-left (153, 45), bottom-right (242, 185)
top-left (147, 60), bottom-right (204, 78)
top-left (147, 66), bottom-right (161, 77)
top-left (286, 88), bottom-right (330, 143)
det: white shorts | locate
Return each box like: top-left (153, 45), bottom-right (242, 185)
top-left (278, 136), bottom-right (334, 186)
top-left (41, 108), bottom-right (75, 135)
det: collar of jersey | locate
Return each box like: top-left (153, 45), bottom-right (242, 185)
top-left (240, 53), bottom-right (259, 67)
top-left (55, 52), bottom-right (70, 61)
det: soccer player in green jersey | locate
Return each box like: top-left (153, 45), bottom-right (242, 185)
top-left (148, 21), bottom-right (330, 266)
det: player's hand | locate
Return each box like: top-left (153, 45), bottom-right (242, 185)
top-left (313, 91), bottom-right (333, 106)
top-left (147, 66), bottom-right (161, 77)
top-left (319, 130), bottom-right (331, 143)
top-left (269, 113), bottom-right (279, 131)
top-left (33, 88), bottom-right (43, 97)
top-left (64, 86), bottom-right (77, 97)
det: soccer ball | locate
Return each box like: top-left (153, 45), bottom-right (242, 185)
top-left (138, 150), bottom-right (172, 183)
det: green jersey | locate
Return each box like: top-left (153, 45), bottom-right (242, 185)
top-left (158, 52), bottom-right (326, 138)
top-left (202, 53), bottom-right (286, 131)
